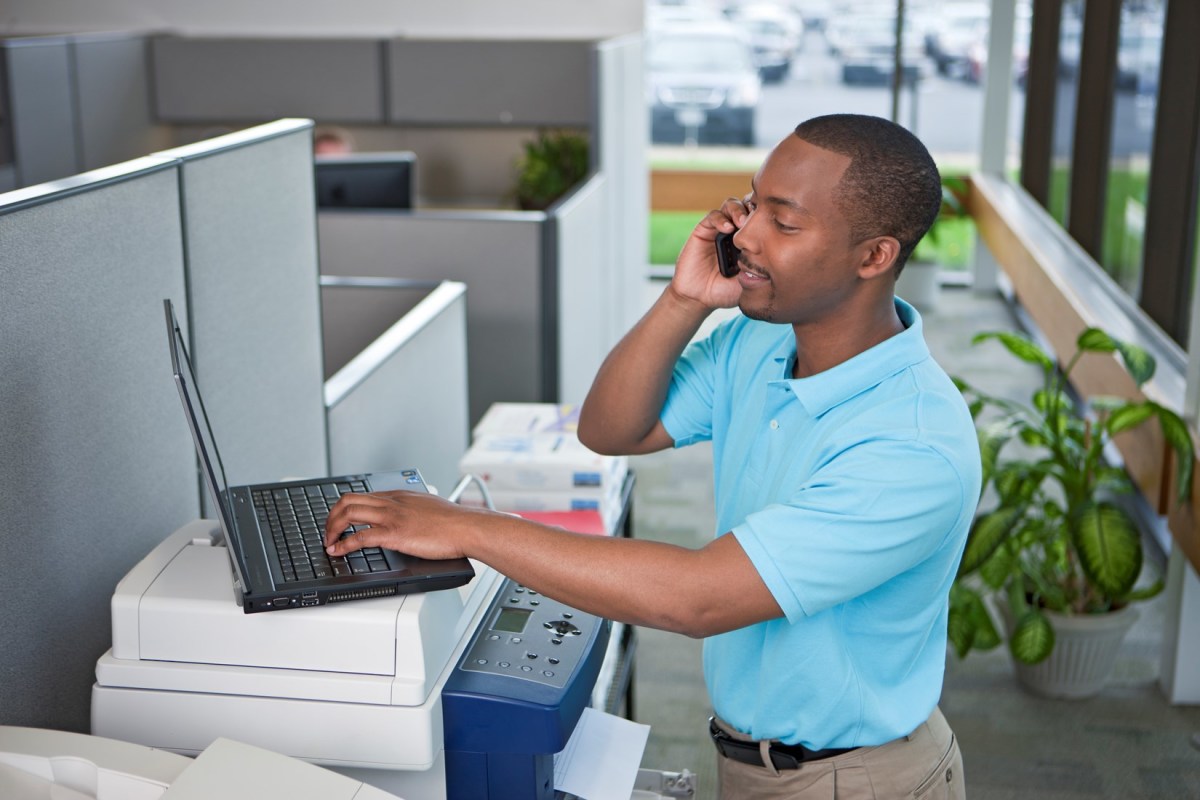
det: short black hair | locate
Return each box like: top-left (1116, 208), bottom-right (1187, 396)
top-left (793, 114), bottom-right (942, 273)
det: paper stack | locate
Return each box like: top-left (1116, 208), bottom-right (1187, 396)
top-left (458, 403), bottom-right (629, 533)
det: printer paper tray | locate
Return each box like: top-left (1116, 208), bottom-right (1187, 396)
top-left (92, 682), bottom-right (443, 771)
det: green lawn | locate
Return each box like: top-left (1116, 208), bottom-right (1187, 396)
top-left (649, 210), bottom-right (975, 270)
top-left (648, 156), bottom-right (976, 270)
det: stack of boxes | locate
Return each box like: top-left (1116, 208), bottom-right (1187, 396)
top-left (457, 403), bottom-right (629, 534)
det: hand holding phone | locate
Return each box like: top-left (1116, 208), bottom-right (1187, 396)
top-left (715, 231), bottom-right (741, 278)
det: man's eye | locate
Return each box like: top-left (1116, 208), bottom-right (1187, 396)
top-left (774, 218), bottom-right (797, 232)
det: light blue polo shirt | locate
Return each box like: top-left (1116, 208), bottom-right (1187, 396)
top-left (660, 299), bottom-right (981, 750)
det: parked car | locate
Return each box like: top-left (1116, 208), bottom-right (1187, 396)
top-left (646, 22), bottom-right (761, 145)
top-left (829, 12), bottom-right (927, 86)
top-left (1116, 16), bottom-right (1163, 94)
top-left (964, 14), bottom-right (1031, 86)
top-left (726, 3), bottom-right (804, 84)
top-left (922, 1), bottom-right (989, 76)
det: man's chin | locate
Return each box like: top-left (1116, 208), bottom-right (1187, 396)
top-left (738, 299), bottom-right (774, 323)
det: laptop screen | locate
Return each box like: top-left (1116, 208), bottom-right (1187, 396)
top-left (163, 300), bottom-right (247, 584)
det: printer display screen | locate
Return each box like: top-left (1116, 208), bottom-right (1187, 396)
top-left (493, 607), bottom-right (533, 634)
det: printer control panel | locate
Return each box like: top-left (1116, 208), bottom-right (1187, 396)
top-left (457, 577), bottom-right (601, 690)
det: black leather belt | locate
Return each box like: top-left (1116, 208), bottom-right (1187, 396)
top-left (709, 717), bottom-right (857, 770)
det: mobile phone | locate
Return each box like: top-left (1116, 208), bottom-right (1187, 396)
top-left (715, 231), bottom-right (741, 278)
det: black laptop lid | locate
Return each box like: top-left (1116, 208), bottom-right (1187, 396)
top-left (163, 300), bottom-right (252, 591)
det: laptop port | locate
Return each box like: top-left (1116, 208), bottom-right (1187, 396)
top-left (271, 597), bottom-right (291, 608)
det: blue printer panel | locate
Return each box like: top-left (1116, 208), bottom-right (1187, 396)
top-left (443, 577), bottom-right (610, 755)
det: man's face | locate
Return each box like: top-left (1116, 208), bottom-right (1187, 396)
top-left (730, 136), bottom-right (866, 326)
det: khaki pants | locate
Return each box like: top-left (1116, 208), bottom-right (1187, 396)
top-left (715, 708), bottom-right (964, 800)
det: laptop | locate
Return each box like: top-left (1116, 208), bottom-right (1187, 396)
top-left (163, 299), bottom-right (475, 613)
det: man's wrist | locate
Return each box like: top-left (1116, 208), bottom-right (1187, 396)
top-left (662, 282), bottom-right (714, 322)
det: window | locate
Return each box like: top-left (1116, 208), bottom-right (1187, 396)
top-left (1047, 0), bottom-right (1084, 226)
top-left (1100, 0), bottom-right (1165, 297)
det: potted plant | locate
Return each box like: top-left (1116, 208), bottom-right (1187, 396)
top-left (513, 129), bottom-right (589, 211)
top-left (896, 176), bottom-right (969, 313)
top-left (949, 327), bottom-right (1194, 698)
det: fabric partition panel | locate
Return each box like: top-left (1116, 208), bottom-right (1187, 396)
top-left (596, 34), bottom-right (650, 340)
top-left (318, 210), bottom-right (547, 426)
top-left (0, 159), bottom-right (198, 733)
top-left (72, 33), bottom-right (163, 172)
top-left (323, 280), bottom-right (469, 495)
top-left (386, 39), bottom-right (593, 126)
top-left (549, 173), bottom-right (610, 406)
top-left (151, 36), bottom-right (386, 123)
top-left (2, 36), bottom-right (80, 186)
top-left (160, 120), bottom-right (329, 495)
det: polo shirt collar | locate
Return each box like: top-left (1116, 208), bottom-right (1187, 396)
top-left (772, 298), bottom-right (930, 417)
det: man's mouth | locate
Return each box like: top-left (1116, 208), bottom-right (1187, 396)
top-left (738, 262), bottom-right (769, 283)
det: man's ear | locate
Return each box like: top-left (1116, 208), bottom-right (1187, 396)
top-left (857, 236), bottom-right (901, 281)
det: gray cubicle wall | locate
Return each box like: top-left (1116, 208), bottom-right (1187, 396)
top-left (1, 36), bottom-right (80, 186)
top-left (0, 159), bottom-right (199, 733)
top-left (595, 35), bottom-right (648, 341)
top-left (0, 32), bottom-right (166, 189)
top-left (156, 120), bottom-right (329, 492)
top-left (318, 209), bottom-right (550, 425)
top-left (72, 33), bottom-right (164, 172)
top-left (318, 172), bottom-right (619, 426)
top-left (551, 173), bottom-right (611, 406)
top-left (386, 39), bottom-right (593, 127)
top-left (151, 37), bottom-right (387, 123)
top-left (323, 279), bottom-right (470, 494)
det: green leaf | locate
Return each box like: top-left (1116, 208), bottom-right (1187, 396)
top-left (1072, 501), bottom-right (1142, 597)
top-left (979, 544), bottom-right (1016, 589)
top-left (947, 585), bottom-right (1001, 658)
top-left (978, 424), bottom-right (1011, 489)
top-left (1115, 341), bottom-right (1156, 387)
top-left (1153, 404), bottom-right (1195, 503)
top-left (1106, 402), bottom-right (1156, 437)
top-left (1010, 609), bottom-right (1055, 664)
top-left (972, 331), bottom-right (1055, 371)
top-left (1076, 328), bottom-right (1118, 353)
top-left (947, 588), bottom-right (977, 659)
top-left (1120, 578), bottom-right (1164, 603)
top-left (1019, 427), bottom-right (1048, 448)
top-left (960, 509), bottom-right (1020, 576)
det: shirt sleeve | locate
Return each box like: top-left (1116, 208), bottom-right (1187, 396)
top-left (733, 437), bottom-right (970, 621)
top-left (659, 328), bottom-right (725, 448)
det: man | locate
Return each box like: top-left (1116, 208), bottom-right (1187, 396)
top-left (326, 114), bottom-right (980, 799)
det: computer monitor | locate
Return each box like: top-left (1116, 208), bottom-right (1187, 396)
top-left (314, 151), bottom-right (416, 210)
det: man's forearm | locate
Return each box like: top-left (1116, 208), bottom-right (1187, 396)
top-left (578, 285), bottom-right (711, 455)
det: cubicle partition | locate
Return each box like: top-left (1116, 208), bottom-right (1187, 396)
top-left (318, 208), bottom-right (550, 424)
top-left (157, 120), bottom-right (329, 492)
top-left (322, 279), bottom-right (470, 494)
top-left (151, 36), bottom-right (387, 124)
top-left (0, 159), bottom-right (199, 733)
top-left (0, 32), bottom-right (166, 190)
top-left (0, 119), bottom-right (478, 735)
top-left (318, 171), bottom-right (616, 425)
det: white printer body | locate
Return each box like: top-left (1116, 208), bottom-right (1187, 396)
top-left (92, 519), bottom-right (505, 799)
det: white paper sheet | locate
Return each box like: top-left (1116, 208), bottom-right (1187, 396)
top-left (554, 708), bottom-right (650, 800)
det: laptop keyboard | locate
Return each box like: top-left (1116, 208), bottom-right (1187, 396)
top-left (252, 480), bottom-right (392, 583)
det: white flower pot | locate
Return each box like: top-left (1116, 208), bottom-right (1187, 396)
top-left (999, 602), bottom-right (1139, 699)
